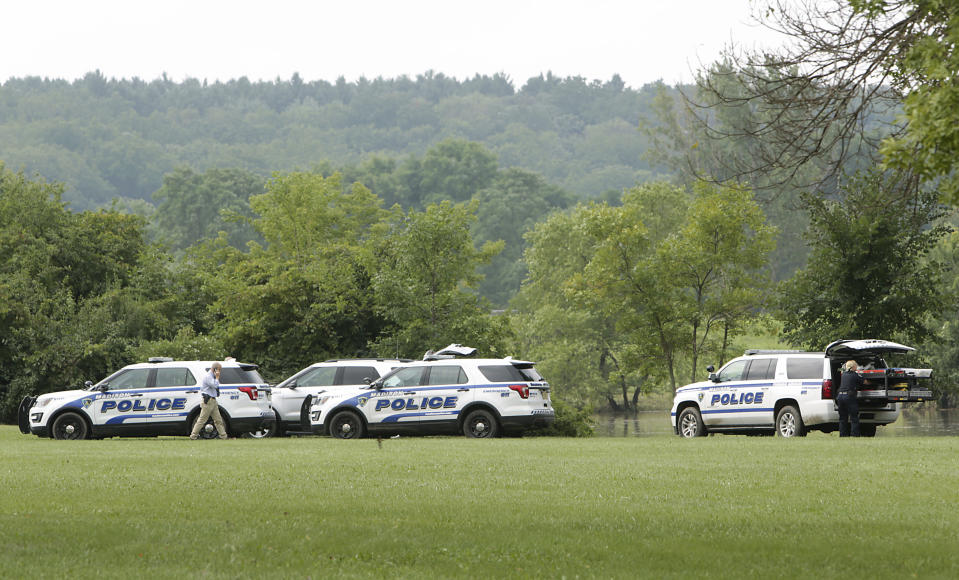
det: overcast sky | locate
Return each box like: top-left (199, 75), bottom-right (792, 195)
top-left (3, 0), bottom-right (784, 88)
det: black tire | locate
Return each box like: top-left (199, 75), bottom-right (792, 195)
top-left (51, 412), bottom-right (89, 440)
top-left (191, 412), bottom-right (228, 439)
top-left (775, 405), bottom-right (806, 437)
top-left (677, 407), bottom-right (706, 438)
top-left (329, 410), bottom-right (365, 439)
top-left (242, 410), bottom-right (279, 439)
top-left (860, 424), bottom-right (877, 437)
top-left (462, 409), bottom-right (499, 438)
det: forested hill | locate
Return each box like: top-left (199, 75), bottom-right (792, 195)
top-left (0, 70), bottom-right (671, 210)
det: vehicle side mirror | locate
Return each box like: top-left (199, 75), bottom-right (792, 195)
top-left (98, 383), bottom-right (109, 392)
top-left (287, 380), bottom-right (297, 390)
top-left (371, 379), bottom-right (383, 390)
top-left (708, 373), bottom-right (719, 383)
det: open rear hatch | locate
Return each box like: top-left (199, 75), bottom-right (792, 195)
top-left (825, 339), bottom-right (933, 402)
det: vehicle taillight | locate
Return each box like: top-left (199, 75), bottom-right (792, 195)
top-left (821, 379), bottom-right (834, 400)
top-left (508, 385), bottom-right (529, 399)
top-left (238, 386), bottom-right (258, 401)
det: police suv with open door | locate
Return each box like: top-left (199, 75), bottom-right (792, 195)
top-left (670, 339), bottom-right (933, 438)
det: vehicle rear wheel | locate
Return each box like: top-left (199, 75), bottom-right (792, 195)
top-left (859, 424), bottom-right (877, 437)
top-left (52, 412), bottom-right (89, 440)
top-left (191, 414), bottom-right (227, 439)
top-left (463, 409), bottom-right (499, 438)
top-left (329, 411), bottom-right (365, 439)
top-left (775, 405), bottom-right (806, 437)
top-left (677, 407), bottom-right (706, 438)
top-left (242, 410), bottom-right (279, 439)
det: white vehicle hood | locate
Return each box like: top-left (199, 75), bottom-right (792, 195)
top-left (34, 389), bottom-right (93, 408)
top-left (676, 380), bottom-right (715, 394)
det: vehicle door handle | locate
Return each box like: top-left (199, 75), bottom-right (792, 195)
top-left (130, 393), bottom-right (143, 397)
top-left (457, 388), bottom-right (469, 392)
top-left (403, 391), bottom-right (416, 395)
top-left (185, 390), bottom-right (198, 394)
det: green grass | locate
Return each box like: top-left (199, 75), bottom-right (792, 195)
top-left (2, 426), bottom-right (958, 579)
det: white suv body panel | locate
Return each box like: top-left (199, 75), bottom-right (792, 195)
top-left (310, 356), bottom-right (555, 438)
top-left (21, 360), bottom-right (273, 439)
top-left (269, 359), bottom-right (409, 433)
top-left (670, 349), bottom-right (907, 436)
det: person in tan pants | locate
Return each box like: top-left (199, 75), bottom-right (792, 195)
top-left (190, 362), bottom-right (229, 439)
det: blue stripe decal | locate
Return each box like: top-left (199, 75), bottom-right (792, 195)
top-left (701, 408), bottom-right (775, 415)
top-left (105, 413), bottom-right (189, 424)
top-left (677, 382), bottom-right (775, 393)
top-left (381, 410), bottom-right (460, 423)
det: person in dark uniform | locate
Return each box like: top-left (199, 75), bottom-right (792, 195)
top-left (837, 360), bottom-right (862, 437)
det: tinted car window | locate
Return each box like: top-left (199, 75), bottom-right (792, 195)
top-left (108, 368), bottom-right (151, 390)
top-left (341, 366), bottom-right (379, 385)
top-left (717, 360), bottom-right (748, 382)
top-left (427, 365), bottom-right (468, 385)
top-left (218, 367), bottom-right (265, 385)
top-left (745, 359), bottom-right (777, 381)
top-left (297, 366), bottom-right (337, 387)
top-left (480, 365), bottom-right (528, 382)
top-left (383, 367), bottom-right (426, 388)
top-left (155, 367), bottom-right (196, 387)
top-left (786, 358), bottom-right (824, 380)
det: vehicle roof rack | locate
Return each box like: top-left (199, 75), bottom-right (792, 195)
top-left (323, 358), bottom-right (414, 363)
top-left (743, 349), bottom-right (818, 356)
top-left (423, 344), bottom-right (477, 361)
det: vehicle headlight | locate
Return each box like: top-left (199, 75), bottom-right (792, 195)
top-left (314, 396), bottom-right (330, 407)
top-left (34, 398), bottom-right (54, 408)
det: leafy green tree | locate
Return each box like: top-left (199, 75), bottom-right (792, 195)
top-left (778, 169), bottom-right (951, 349)
top-left (189, 172), bottom-right (390, 378)
top-left (472, 168), bottom-right (575, 306)
top-left (680, 0), bottom-right (959, 204)
top-left (519, 181), bottom-right (774, 405)
top-left (514, 206), bottom-right (636, 410)
top-left (920, 218), bottom-right (959, 407)
top-left (0, 165), bottom-right (180, 421)
top-left (370, 200), bottom-right (509, 358)
top-left (152, 167), bottom-right (265, 251)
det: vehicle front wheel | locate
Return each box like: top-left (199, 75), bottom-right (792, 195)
top-left (463, 409), bottom-right (499, 438)
top-left (329, 411), bottom-right (365, 439)
top-left (52, 412), bottom-right (89, 440)
top-left (775, 405), bottom-right (806, 437)
top-left (242, 411), bottom-right (279, 439)
top-left (677, 407), bottom-right (706, 438)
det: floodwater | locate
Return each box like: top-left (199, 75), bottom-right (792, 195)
top-left (593, 407), bottom-right (959, 437)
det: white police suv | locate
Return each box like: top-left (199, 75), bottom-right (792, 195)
top-left (670, 339), bottom-right (933, 438)
top-left (262, 358), bottom-right (411, 436)
top-left (309, 345), bottom-right (555, 438)
top-left (18, 358), bottom-right (274, 440)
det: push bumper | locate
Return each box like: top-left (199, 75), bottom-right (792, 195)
top-left (18, 396), bottom-right (36, 435)
top-left (229, 410), bottom-right (276, 434)
top-left (500, 409), bottom-right (555, 432)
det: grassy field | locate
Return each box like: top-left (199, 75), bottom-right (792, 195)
top-left (2, 425), bottom-right (958, 579)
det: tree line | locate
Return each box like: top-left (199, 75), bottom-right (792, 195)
top-left (5, 0), bottom-right (959, 419)
top-left (0, 71), bottom-right (660, 210)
